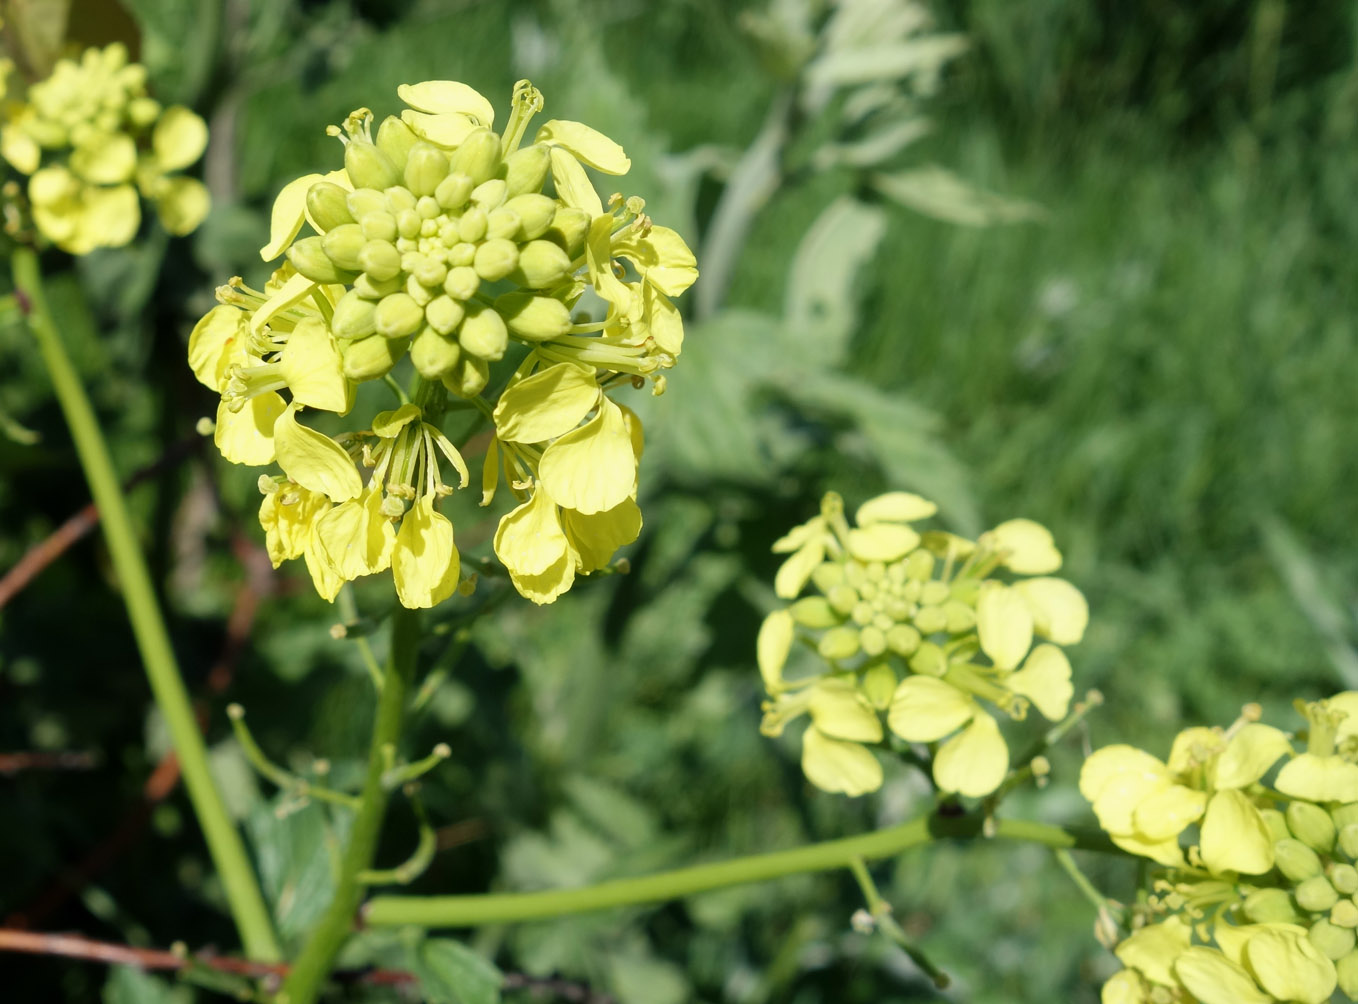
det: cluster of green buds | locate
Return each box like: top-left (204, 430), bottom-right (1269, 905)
top-left (1086, 695), bottom-right (1358, 1003)
top-left (758, 491), bottom-right (1088, 797)
top-left (1, 42), bottom-right (209, 253)
top-left (189, 79), bottom-right (696, 609)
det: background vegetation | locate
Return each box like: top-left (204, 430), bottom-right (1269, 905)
top-left (2, 0), bottom-right (1357, 1000)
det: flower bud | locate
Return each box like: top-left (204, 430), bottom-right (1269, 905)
top-left (1341, 823), bottom-right (1358, 861)
top-left (1244, 887), bottom-right (1301, 923)
top-left (943, 600), bottom-right (976, 633)
top-left (435, 172), bottom-right (474, 211)
top-left (287, 236), bottom-right (355, 284)
top-left (442, 354), bottom-right (489, 397)
top-left (396, 207), bottom-right (422, 240)
top-left (545, 206), bottom-right (590, 258)
top-left (494, 292), bottom-right (572, 341)
top-left (1333, 864), bottom-right (1358, 895)
top-left (511, 240), bottom-right (573, 289)
top-left (410, 326), bottom-right (462, 379)
top-left (306, 181), bottom-right (354, 231)
top-left (812, 563), bottom-right (845, 592)
top-left (340, 333), bottom-right (408, 380)
top-left (504, 193), bottom-right (557, 240)
top-left (1310, 919), bottom-right (1356, 961)
top-left (347, 187), bottom-right (388, 220)
top-left (1334, 899), bottom-right (1358, 928)
top-left (503, 143), bottom-right (550, 197)
top-left (376, 115), bottom-right (419, 172)
top-left (788, 597), bottom-right (840, 629)
top-left (1262, 808), bottom-right (1292, 843)
top-left (374, 292), bottom-right (424, 339)
top-left (1277, 838), bottom-right (1325, 882)
top-left (413, 257), bottom-right (448, 290)
top-left (818, 627), bottom-right (860, 661)
top-left (443, 266), bottom-right (480, 302)
top-left (909, 642), bottom-right (947, 676)
top-left (321, 223), bottom-right (367, 271)
top-left (451, 127), bottom-right (501, 185)
top-left (424, 295), bottom-right (465, 335)
top-left (360, 210), bottom-right (398, 243)
top-left (1289, 801), bottom-right (1338, 853)
top-left (886, 624), bottom-right (921, 656)
top-left (471, 178), bottom-right (507, 211)
top-left (1333, 803), bottom-right (1358, 831)
top-left (473, 238), bottom-right (519, 281)
top-left (827, 584), bottom-right (858, 616)
top-left (914, 605), bottom-right (947, 635)
top-left (1339, 950), bottom-right (1358, 998)
top-left (405, 274), bottom-right (435, 307)
top-left (331, 290), bottom-right (378, 339)
top-left (861, 626), bottom-right (886, 657)
top-left (354, 272), bottom-right (403, 299)
top-left (404, 142), bottom-right (449, 197)
top-left (448, 242), bottom-right (476, 267)
top-left (345, 140), bottom-right (400, 190)
top-left (358, 239), bottom-right (403, 282)
top-left (385, 186), bottom-right (416, 213)
top-left (486, 207), bottom-right (521, 241)
top-left (458, 302), bottom-right (508, 361)
top-left (457, 206), bottom-right (488, 243)
top-left (1296, 875), bottom-right (1341, 913)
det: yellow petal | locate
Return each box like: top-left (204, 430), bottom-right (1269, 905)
top-left (933, 713), bottom-right (1008, 797)
top-left (643, 284), bottom-right (683, 355)
top-left (855, 492), bottom-right (937, 525)
top-left (152, 106), bottom-right (208, 171)
top-left (215, 394), bottom-right (283, 465)
top-left (493, 362), bottom-right (600, 444)
top-left (1, 122), bottom-right (41, 174)
top-left (1115, 915), bottom-right (1191, 986)
top-left (800, 727), bottom-right (882, 796)
top-left (261, 172), bottom-right (324, 260)
top-left (561, 497), bottom-right (641, 571)
top-left (1109, 831), bottom-right (1186, 867)
top-left (977, 581), bottom-right (1033, 670)
top-left (536, 119), bottom-right (629, 173)
top-left (1130, 783), bottom-right (1206, 840)
top-left (757, 610), bottom-right (795, 692)
top-left (493, 489), bottom-right (575, 604)
top-left (398, 81), bottom-right (495, 127)
top-left (846, 522), bottom-right (920, 563)
top-left (1174, 947), bottom-right (1271, 1004)
top-left (302, 534), bottom-right (345, 602)
top-left (808, 681), bottom-right (883, 743)
top-left (774, 540), bottom-right (824, 599)
top-left (250, 269), bottom-right (316, 335)
top-left (280, 316), bottom-right (348, 412)
top-left (314, 488), bottom-right (395, 581)
top-left (258, 483), bottom-right (329, 566)
top-left (1214, 723), bottom-right (1292, 789)
top-left (399, 110), bottom-right (479, 148)
top-left (1100, 970), bottom-right (1145, 1004)
top-left (887, 675), bottom-right (975, 742)
top-left (153, 176), bottom-right (210, 235)
top-left (538, 397), bottom-right (635, 515)
top-left (549, 146), bottom-right (602, 217)
top-left (77, 183), bottom-right (140, 250)
top-left (986, 518), bottom-right (1062, 573)
top-left (188, 305), bottom-right (246, 390)
top-left (1275, 753), bottom-right (1358, 802)
top-left (611, 225), bottom-right (699, 298)
top-left (1006, 644), bottom-right (1073, 721)
top-left (1242, 927), bottom-right (1337, 1004)
top-left (1330, 691), bottom-right (1358, 743)
top-left (1166, 725), bottom-right (1222, 774)
top-left (70, 132), bottom-right (137, 184)
top-left (1199, 789), bottom-right (1274, 874)
top-left (1012, 577), bottom-right (1088, 645)
top-left (392, 496), bottom-right (460, 609)
top-left (273, 405), bottom-right (362, 501)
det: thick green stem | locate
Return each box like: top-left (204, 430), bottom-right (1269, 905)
top-left (363, 815), bottom-right (1117, 928)
top-left (279, 604), bottom-right (420, 1004)
top-left (12, 247), bottom-right (280, 963)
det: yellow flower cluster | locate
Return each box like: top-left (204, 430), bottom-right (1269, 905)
top-left (1087, 695), bottom-right (1358, 1003)
top-left (1, 43), bottom-right (209, 253)
top-left (190, 80), bottom-right (696, 609)
top-left (758, 491), bottom-right (1088, 797)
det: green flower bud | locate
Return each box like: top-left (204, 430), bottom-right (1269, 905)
top-left (448, 241), bottom-right (476, 267)
top-left (374, 292), bottom-right (425, 339)
top-left (1277, 838), bottom-right (1325, 882)
top-left (413, 257), bottom-right (448, 290)
top-left (405, 274), bottom-right (435, 307)
top-left (354, 272), bottom-right (403, 299)
top-left (441, 354), bottom-right (489, 398)
top-left (306, 181), bottom-right (354, 232)
top-left (340, 333), bottom-right (408, 381)
top-left (457, 206), bottom-right (488, 243)
top-left (909, 642), bottom-right (947, 676)
top-left (544, 206), bottom-right (589, 257)
top-left (345, 140), bottom-right (400, 191)
top-left (410, 326), bottom-right (462, 379)
top-left (812, 563), bottom-right (845, 592)
top-left (1333, 804), bottom-right (1358, 831)
top-left (358, 239), bottom-right (403, 282)
top-left (451, 127), bottom-right (501, 185)
top-left (827, 584), bottom-right (859, 616)
top-left (860, 626), bottom-right (886, 657)
top-left (1340, 823), bottom-right (1358, 861)
top-left (435, 172), bottom-right (474, 211)
top-left (331, 289), bottom-right (378, 339)
top-left (1332, 864), bottom-right (1358, 895)
top-left (486, 207), bottom-right (521, 241)
top-left (503, 143), bottom-right (550, 197)
top-left (1262, 808), bottom-right (1292, 843)
top-left (321, 223), bottom-right (367, 271)
top-left (1333, 899), bottom-right (1358, 928)
top-left (1310, 919), bottom-right (1357, 961)
top-left (504, 193), bottom-right (557, 241)
top-left (818, 626), bottom-right (860, 661)
top-left (347, 187), bottom-right (388, 219)
top-left (404, 141), bottom-right (449, 197)
top-left (458, 302), bottom-right (509, 361)
top-left (424, 295), bottom-right (465, 335)
top-left (376, 115), bottom-right (419, 172)
top-left (914, 605), bottom-right (947, 635)
top-left (473, 238), bottom-right (519, 281)
top-left (1244, 887), bottom-right (1302, 924)
top-left (884, 598), bottom-right (914, 621)
top-left (904, 550), bottom-right (935, 581)
top-left (1296, 875), bottom-right (1341, 913)
top-left (1289, 801), bottom-right (1338, 854)
top-left (494, 292), bottom-right (572, 342)
top-left (1339, 950), bottom-right (1358, 998)
top-left (886, 624), bottom-right (921, 656)
top-left (396, 208), bottom-right (422, 240)
top-left (471, 178), bottom-right (507, 211)
top-left (386, 186), bottom-right (417, 213)
top-left (789, 597), bottom-right (841, 629)
top-left (360, 210), bottom-right (398, 242)
top-left (287, 236), bottom-right (356, 284)
top-left (511, 239), bottom-right (573, 289)
top-left (415, 197), bottom-right (439, 222)
top-left (920, 581), bottom-right (950, 606)
top-left (443, 266), bottom-right (480, 301)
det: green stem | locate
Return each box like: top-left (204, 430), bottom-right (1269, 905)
top-left (12, 247), bottom-right (280, 963)
top-left (279, 604), bottom-right (421, 1004)
top-left (364, 815), bottom-right (1118, 928)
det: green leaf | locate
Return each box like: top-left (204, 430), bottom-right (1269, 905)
top-left (872, 165), bottom-right (1045, 227)
top-left (410, 938), bottom-right (503, 1004)
top-left (103, 966), bottom-right (191, 1004)
top-left (246, 800), bottom-right (347, 941)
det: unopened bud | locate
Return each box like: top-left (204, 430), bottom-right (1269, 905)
top-left (511, 239), bottom-right (572, 289)
top-left (354, 272), bottom-right (402, 299)
top-left (494, 292), bottom-right (572, 341)
top-left (451, 127), bottom-right (501, 185)
top-left (345, 140), bottom-right (400, 190)
top-left (1338, 949), bottom-right (1358, 997)
top-left (1310, 919), bottom-right (1357, 961)
top-left (1333, 803), bottom-right (1358, 831)
top-left (331, 290), bottom-right (378, 339)
top-left (374, 292), bottom-right (424, 339)
top-left (404, 142), bottom-right (450, 197)
top-left (1261, 808), bottom-right (1292, 843)
top-left (457, 302), bottom-right (508, 361)
top-left (1289, 801), bottom-right (1338, 854)
top-left (886, 624), bottom-right (921, 656)
top-left (413, 257), bottom-right (448, 290)
top-left (376, 115), bottom-right (419, 172)
top-left (914, 605), bottom-right (947, 635)
top-left (1333, 864), bottom-right (1358, 895)
top-left (396, 207), bottom-right (422, 240)
top-left (503, 193), bottom-right (557, 241)
top-left (358, 239), bottom-right (403, 282)
top-left (486, 207), bottom-right (521, 241)
top-left (1340, 823), bottom-right (1358, 861)
top-left (545, 206), bottom-right (589, 257)
top-left (1296, 875), bottom-right (1340, 913)
top-left (287, 236), bottom-right (354, 284)
top-left (435, 172), bottom-right (474, 211)
top-left (340, 333), bottom-right (408, 380)
top-left (410, 327), bottom-right (462, 379)
top-left (441, 354), bottom-right (489, 397)
top-left (860, 626), bottom-right (886, 657)
top-left (347, 187), bottom-right (388, 219)
top-left (818, 626), bottom-right (860, 661)
top-left (1333, 899), bottom-right (1358, 929)
top-left (457, 206), bottom-right (488, 243)
top-left (473, 238), bottom-right (519, 282)
top-left (425, 295), bottom-right (465, 335)
top-left (503, 143), bottom-right (550, 197)
top-left (909, 642), bottom-right (947, 677)
top-left (306, 181), bottom-right (354, 231)
top-left (471, 178), bottom-right (507, 212)
top-left (1276, 838), bottom-right (1325, 882)
top-left (443, 266), bottom-right (480, 302)
top-left (1244, 887), bottom-right (1302, 924)
top-left (788, 597), bottom-right (839, 628)
top-left (321, 223), bottom-right (366, 271)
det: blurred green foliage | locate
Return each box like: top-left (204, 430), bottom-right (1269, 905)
top-left (3, 0), bottom-right (1358, 1001)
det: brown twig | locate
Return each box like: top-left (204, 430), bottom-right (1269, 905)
top-left (0, 928), bottom-right (616, 1001)
top-left (0, 751), bottom-right (97, 774)
top-left (0, 433), bottom-right (201, 609)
